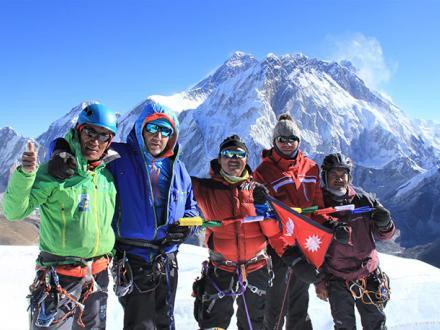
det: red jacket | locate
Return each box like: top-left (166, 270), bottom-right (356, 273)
top-left (254, 148), bottom-right (327, 245)
top-left (192, 160), bottom-right (287, 273)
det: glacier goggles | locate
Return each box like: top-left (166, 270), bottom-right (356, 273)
top-left (144, 123), bottom-right (173, 137)
top-left (82, 126), bottom-right (113, 142)
top-left (275, 135), bottom-right (299, 144)
top-left (220, 149), bottom-right (247, 159)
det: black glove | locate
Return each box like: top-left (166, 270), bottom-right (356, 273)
top-left (281, 246), bottom-right (318, 284)
top-left (371, 205), bottom-right (392, 230)
top-left (323, 220), bottom-right (350, 245)
top-left (161, 224), bottom-right (191, 246)
top-left (253, 182), bottom-right (269, 204)
top-left (48, 150), bottom-right (77, 180)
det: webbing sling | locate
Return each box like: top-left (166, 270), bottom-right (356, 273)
top-left (55, 257), bottom-right (109, 278)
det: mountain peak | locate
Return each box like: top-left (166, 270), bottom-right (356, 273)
top-left (225, 51), bottom-right (257, 68)
top-left (265, 52), bottom-right (279, 60)
top-left (339, 59), bottom-right (357, 73)
top-left (0, 126), bottom-right (19, 137)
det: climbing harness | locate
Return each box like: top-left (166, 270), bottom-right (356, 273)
top-left (111, 251), bottom-right (134, 297)
top-left (347, 268), bottom-right (391, 311)
top-left (209, 249), bottom-right (274, 287)
top-left (28, 254), bottom-right (109, 328)
top-left (200, 261), bottom-right (250, 329)
top-left (194, 250), bottom-right (273, 330)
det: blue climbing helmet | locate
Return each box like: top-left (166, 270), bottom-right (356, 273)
top-left (77, 103), bottom-right (118, 135)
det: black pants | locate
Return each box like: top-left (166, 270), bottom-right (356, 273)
top-left (118, 253), bottom-right (178, 330)
top-left (30, 269), bottom-right (109, 330)
top-left (327, 276), bottom-right (387, 330)
top-left (264, 247), bottom-right (312, 330)
top-left (195, 264), bottom-right (269, 330)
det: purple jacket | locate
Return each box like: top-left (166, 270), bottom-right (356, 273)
top-left (322, 186), bottom-right (395, 281)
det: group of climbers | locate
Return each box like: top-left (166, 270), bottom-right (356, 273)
top-left (2, 102), bottom-right (395, 330)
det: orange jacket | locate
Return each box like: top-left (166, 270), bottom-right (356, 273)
top-left (192, 160), bottom-right (287, 273)
top-left (254, 148), bottom-right (327, 245)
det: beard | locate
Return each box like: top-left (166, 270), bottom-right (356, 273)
top-left (326, 186), bottom-right (348, 197)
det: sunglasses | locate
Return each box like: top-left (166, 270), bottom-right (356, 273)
top-left (220, 149), bottom-right (247, 159)
top-left (144, 123), bottom-right (173, 137)
top-left (82, 126), bottom-right (113, 142)
top-left (276, 135), bottom-right (299, 144)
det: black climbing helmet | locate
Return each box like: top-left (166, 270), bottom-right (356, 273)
top-left (321, 153), bottom-right (353, 185)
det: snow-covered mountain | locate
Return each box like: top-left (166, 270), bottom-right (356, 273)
top-left (412, 118), bottom-right (440, 153)
top-left (389, 168), bottom-right (440, 254)
top-left (0, 127), bottom-right (34, 191)
top-left (1, 245), bottom-right (439, 330)
top-left (0, 51), bottom-right (439, 264)
top-left (35, 102), bottom-right (88, 151)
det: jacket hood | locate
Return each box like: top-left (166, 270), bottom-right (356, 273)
top-left (127, 103), bottom-right (180, 159)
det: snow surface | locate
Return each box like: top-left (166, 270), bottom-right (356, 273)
top-left (1, 244), bottom-right (439, 330)
top-left (149, 92), bottom-right (207, 114)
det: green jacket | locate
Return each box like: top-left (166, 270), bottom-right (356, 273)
top-left (3, 129), bottom-right (116, 259)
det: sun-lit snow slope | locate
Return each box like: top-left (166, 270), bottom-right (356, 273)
top-left (0, 244), bottom-right (439, 329)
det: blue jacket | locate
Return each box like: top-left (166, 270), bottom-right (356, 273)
top-left (108, 104), bottom-right (198, 261)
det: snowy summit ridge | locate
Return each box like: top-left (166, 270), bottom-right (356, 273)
top-left (0, 51), bottom-right (439, 264)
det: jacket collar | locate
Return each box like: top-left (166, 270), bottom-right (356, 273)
top-left (64, 129), bottom-right (107, 176)
top-left (209, 159), bottom-right (253, 186)
top-left (262, 147), bottom-right (304, 171)
top-left (323, 184), bottom-right (357, 205)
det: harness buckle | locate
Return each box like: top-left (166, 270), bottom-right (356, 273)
top-left (224, 260), bottom-right (236, 267)
top-left (249, 285), bottom-right (258, 294)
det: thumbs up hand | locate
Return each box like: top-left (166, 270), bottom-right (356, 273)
top-left (21, 141), bottom-right (38, 173)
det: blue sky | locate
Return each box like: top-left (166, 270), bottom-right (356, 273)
top-left (1, 0), bottom-right (439, 137)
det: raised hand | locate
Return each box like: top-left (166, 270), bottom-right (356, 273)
top-left (252, 182), bottom-right (269, 204)
top-left (371, 204), bottom-right (392, 229)
top-left (315, 281), bottom-right (329, 301)
top-left (48, 151), bottom-right (77, 180)
top-left (21, 141), bottom-right (37, 173)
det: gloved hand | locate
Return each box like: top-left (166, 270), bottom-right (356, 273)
top-left (252, 182), bottom-right (269, 204)
top-left (254, 203), bottom-right (269, 217)
top-left (161, 224), bottom-right (191, 246)
top-left (281, 245), bottom-right (319, 284)
top-left (48, 150), bottom-right (77, 180)
top-left (323, 220), bottom-right (350, 244)
top-left (333, 222), bottom-right (351, 244)
top-left (371, 204), bottom-right (392, 230)
top-left (315, 280), bottom-right (328, 301)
